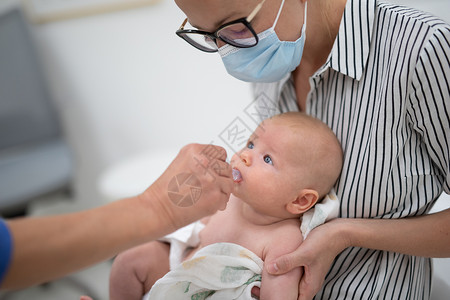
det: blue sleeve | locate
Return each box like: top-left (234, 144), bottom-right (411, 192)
top-left (0, 219), bottom-right (13, 285)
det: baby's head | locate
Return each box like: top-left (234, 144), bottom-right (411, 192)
top-left (231, 112), bottom-right (343, 219)
top-left (269, 112), bottom-right (343, 198)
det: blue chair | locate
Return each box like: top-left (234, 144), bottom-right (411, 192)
top-left (0, 8), bottom-right (73, 217)
top-left (0, 8), bottom-right (101, 298)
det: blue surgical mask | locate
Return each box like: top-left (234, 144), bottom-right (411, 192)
top-left (219, 0), bottom-right (307, 83)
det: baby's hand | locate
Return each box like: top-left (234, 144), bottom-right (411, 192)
top-left (251, 286), bottom-right (261, 299)
top-left (80, 296), bottom-right (93, 300)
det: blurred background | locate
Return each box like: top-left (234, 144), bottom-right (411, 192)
top-left (0, 0), bottom-right (448, 298)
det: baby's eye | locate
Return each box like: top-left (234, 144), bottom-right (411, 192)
top-left (264, 155), bottom-right (273, 165)
top-left (247, 141), bottom-right (254, 149)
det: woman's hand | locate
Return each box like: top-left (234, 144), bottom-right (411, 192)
top-left (266, 219), bottom-right (351, 300)
top-left (142, 143), bottom-right (234, 231)
top-left (265, 208), bottom-right (450, 300)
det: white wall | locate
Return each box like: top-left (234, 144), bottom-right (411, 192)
top-left (29, 0), bottom-right (254, 207)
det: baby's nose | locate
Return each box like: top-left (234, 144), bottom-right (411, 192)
top-left (240, 151), bottom-right (252, 166)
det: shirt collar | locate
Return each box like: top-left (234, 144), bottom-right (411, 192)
top-left (322, 0), bottom-right (376, 80)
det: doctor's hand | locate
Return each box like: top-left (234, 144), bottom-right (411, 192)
top-left (265, 219), bottom-right (350, 300)
top-left (1, 143), bottom-right (232, 290)
top-left (142, 143), bottom-right (233, 231)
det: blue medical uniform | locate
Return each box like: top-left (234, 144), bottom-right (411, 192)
top-left (0, 220), bottom-right (12, 285)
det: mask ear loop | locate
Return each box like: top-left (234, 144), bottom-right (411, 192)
top-left (271, 0), bottom-right (286, 30)
top-left (272, 0), bottom-right (307, 35)
top-left (302, 2), bottom-right (308, 34)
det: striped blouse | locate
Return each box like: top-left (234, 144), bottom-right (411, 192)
top-left (252, 0), bottom-right (450, 298)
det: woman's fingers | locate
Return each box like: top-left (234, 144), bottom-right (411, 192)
top-left (266, 251), bottom-right (299, 275)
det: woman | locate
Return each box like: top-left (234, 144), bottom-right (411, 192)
top-left (173, 0), bottom-right (450, 298)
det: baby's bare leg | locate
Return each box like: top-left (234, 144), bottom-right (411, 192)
top-left (109, 241), bottom-right (170, 300)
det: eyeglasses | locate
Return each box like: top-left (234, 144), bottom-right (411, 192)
top-left (176, 0), bottom-right (267, 53)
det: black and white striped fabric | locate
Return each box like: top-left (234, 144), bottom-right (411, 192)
top-left (252, 0), bottom-right (449, 298)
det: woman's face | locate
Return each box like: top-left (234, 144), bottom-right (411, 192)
top-left (174, 0), bottom-right (304, 43)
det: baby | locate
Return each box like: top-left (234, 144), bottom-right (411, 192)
top-left (109, 112), bottom-right (343, 300)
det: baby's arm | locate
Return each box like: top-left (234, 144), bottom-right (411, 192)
top-left (110, 241), bottom-right (170, 300)
top-left (260, 224), bottom-right (303, 300)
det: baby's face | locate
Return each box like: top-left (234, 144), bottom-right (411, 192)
top-left (230, 119), bottom-right (307, 217)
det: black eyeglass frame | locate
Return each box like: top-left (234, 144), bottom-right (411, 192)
top-left (176, 17), bottom-right (259, 53)
top-left (175, 0), bottom-right (267, 53)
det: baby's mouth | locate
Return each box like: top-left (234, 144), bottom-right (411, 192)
top-left (232, 168), bottom-right (242, 183)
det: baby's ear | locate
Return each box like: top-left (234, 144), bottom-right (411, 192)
top-left (286, 189), bottom-right (319, 215)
